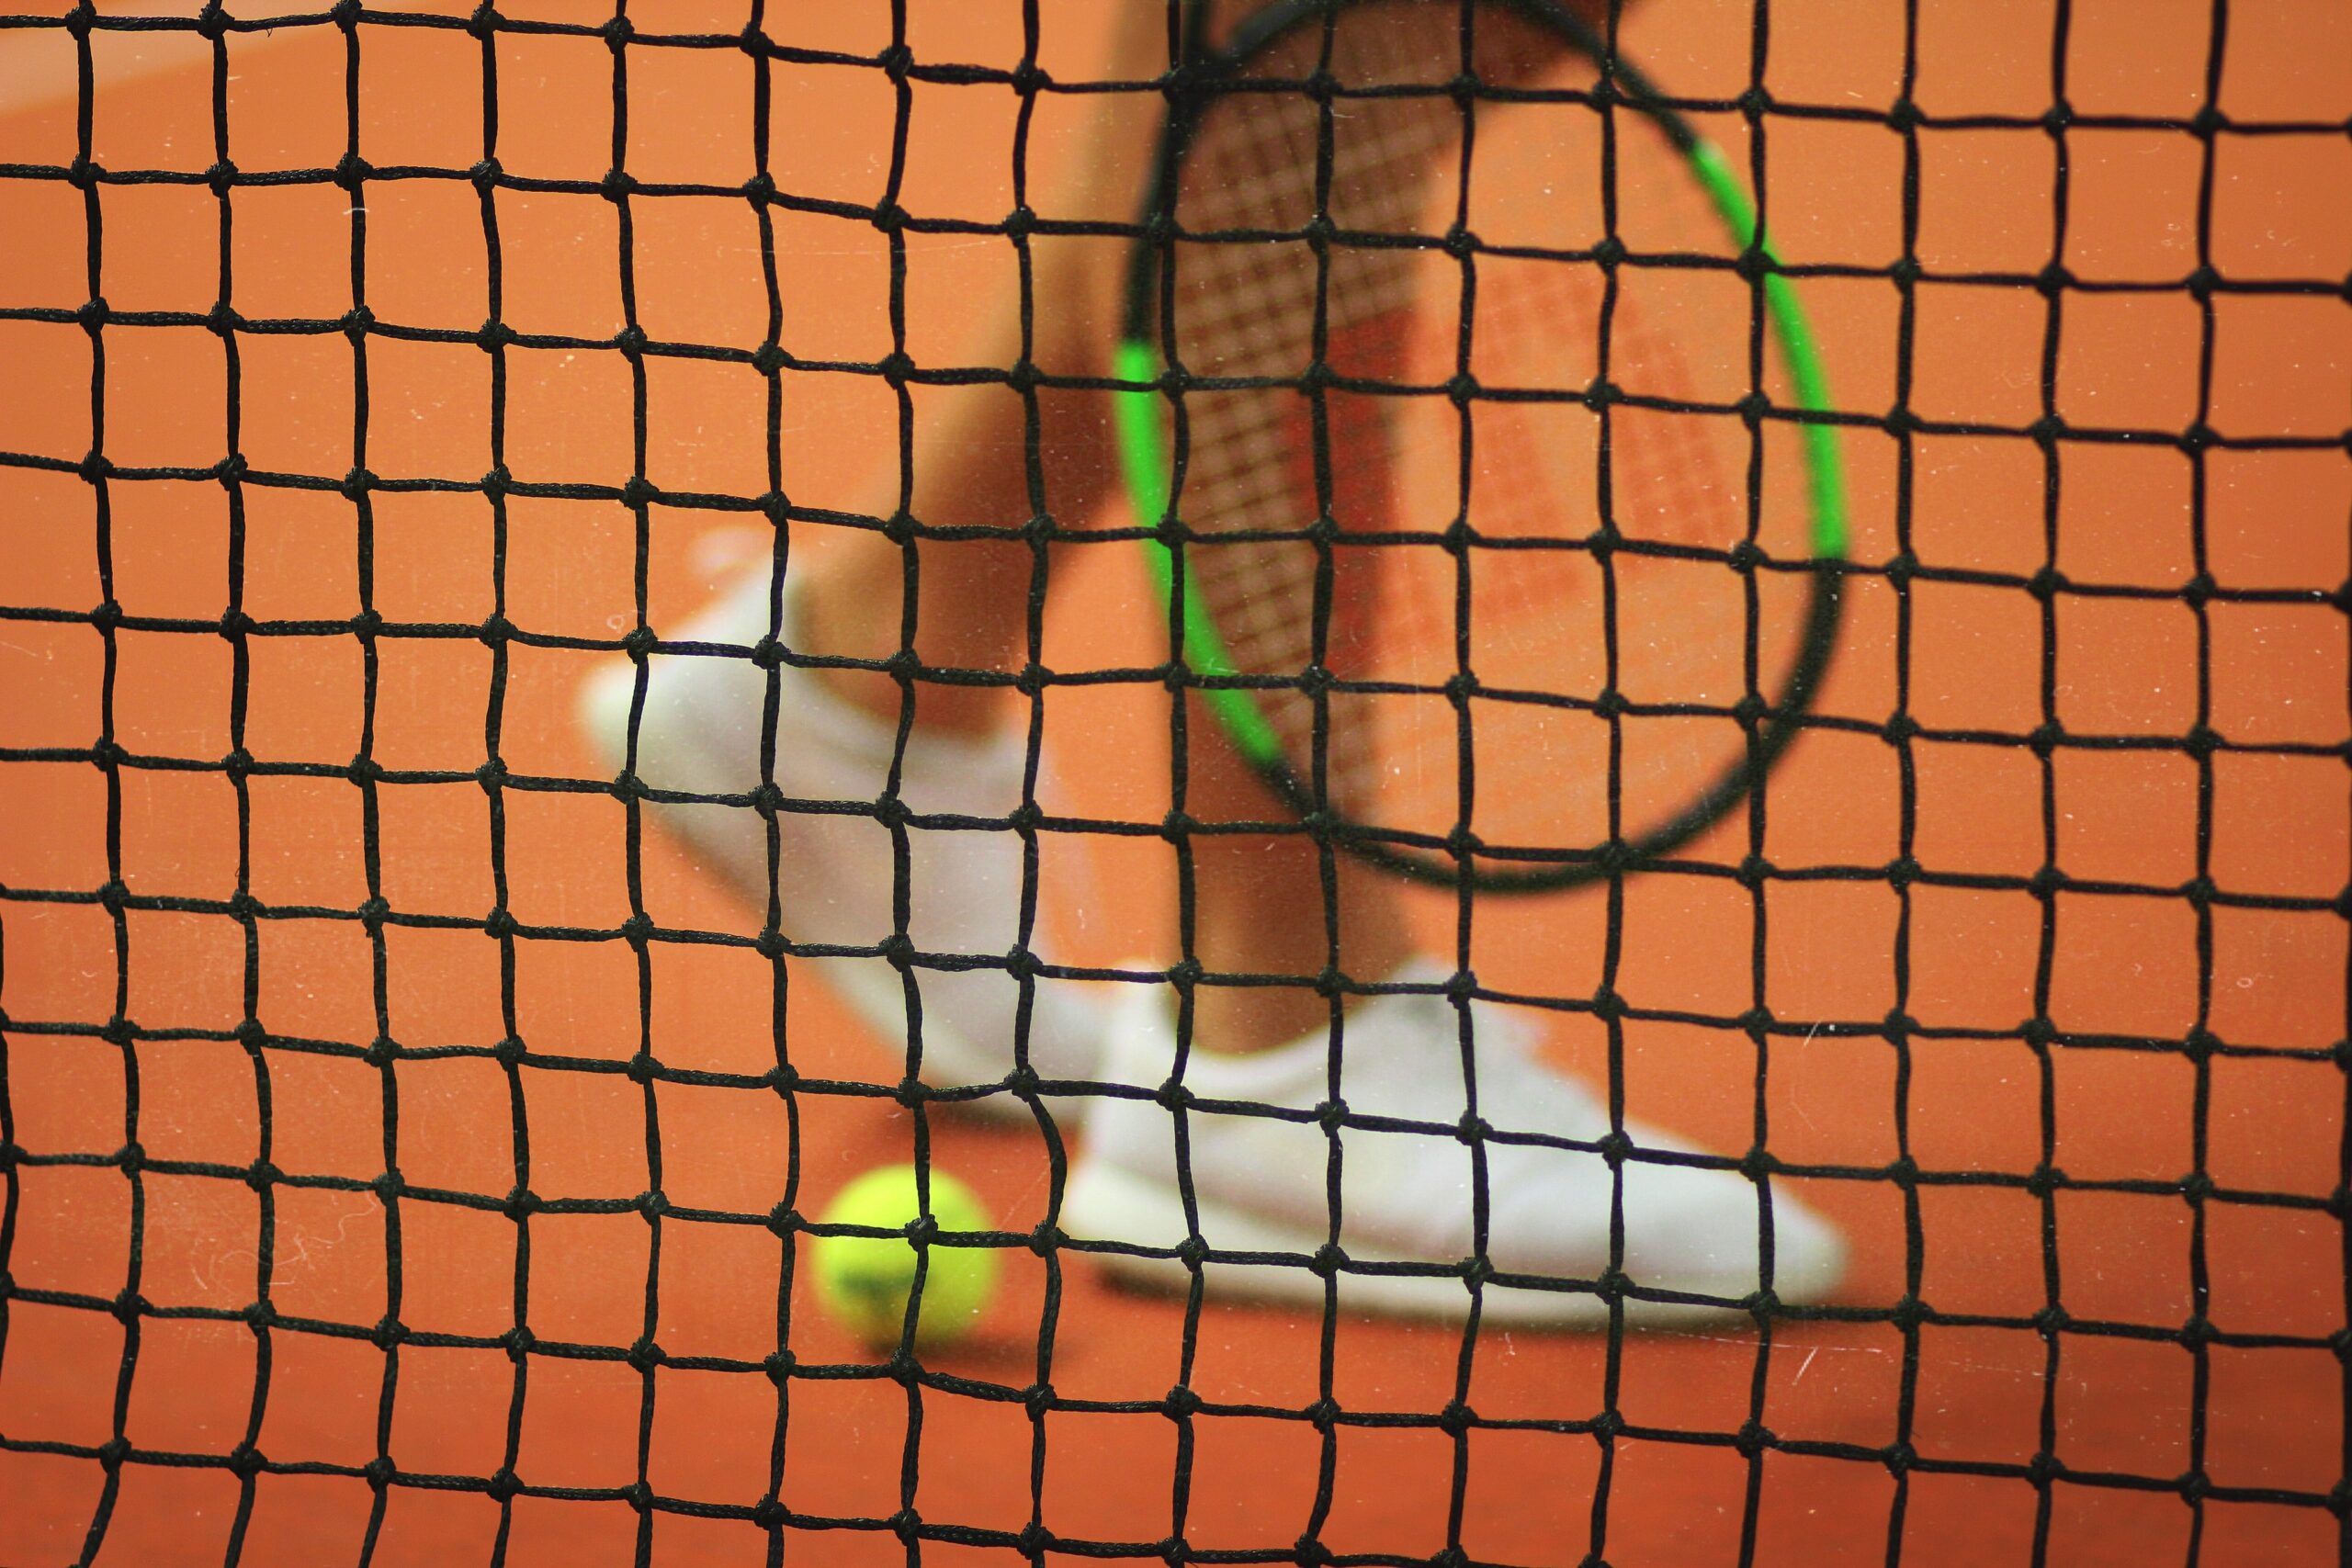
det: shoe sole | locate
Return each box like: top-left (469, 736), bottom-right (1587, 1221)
top-left (1062, 1159), bottom-right (1845, 1331)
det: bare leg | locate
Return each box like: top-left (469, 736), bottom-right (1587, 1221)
top-left (790, 2), bottom-right (1414, 1053)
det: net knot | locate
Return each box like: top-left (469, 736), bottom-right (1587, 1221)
top-left (227, 1444), bottom-right (266, 1481)
top-left (1882, 1439), bottom-right (1918, 1476)
top-left (205, 159), bottom-right (238, 197)
top-left (1733, 1419), bottom-right (1777, 1459)
top-left (334, 152), bottom-right (371, 193)
top-left (2024, 1163), bottom-right (2066, 1198)
top-left (600, 14), bottom-right (634, 47)
top-left (1161, 1384), bottom-right (1202, 1420)
top-left (2035, 263), bottom-right (2074, 299)
top-left (469, 5), bottom-right (503, 42)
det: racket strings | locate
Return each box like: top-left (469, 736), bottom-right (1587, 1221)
top-left (1166, 2), bottom-right (1799, 852)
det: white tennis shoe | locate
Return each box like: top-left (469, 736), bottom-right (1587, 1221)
top-left (1062, 963), bottom-right (1848, 1327)
top-left (578, 569), bottom-right (1102, 1122)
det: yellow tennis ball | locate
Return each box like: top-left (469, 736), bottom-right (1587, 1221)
top-left (812, 1165), bottom-right (999, 1351)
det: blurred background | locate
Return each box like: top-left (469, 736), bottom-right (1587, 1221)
top-left (0, 1), bottom-right (2346, 1563)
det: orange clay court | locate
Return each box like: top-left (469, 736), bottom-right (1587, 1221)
top-left (0, 2), bottom-right (2346, 1565)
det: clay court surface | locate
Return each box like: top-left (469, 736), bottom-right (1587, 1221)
top-left (1, 1), bottom-right (2346, 1563)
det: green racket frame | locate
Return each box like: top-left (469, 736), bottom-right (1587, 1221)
top-left (1113, 0), bottom-right (1848, 891)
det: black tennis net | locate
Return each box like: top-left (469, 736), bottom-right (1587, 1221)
top-left (0, 3), bottom-right (2346, 1565)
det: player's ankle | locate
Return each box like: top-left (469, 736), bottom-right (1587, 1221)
top-left (1184, 957), bottom-right (1431, 1058)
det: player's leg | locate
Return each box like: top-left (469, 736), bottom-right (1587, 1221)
top-left (1057, 0), bottom-right (1848, 1325)
top-left (574, 6), bottom-right (1192, 1113)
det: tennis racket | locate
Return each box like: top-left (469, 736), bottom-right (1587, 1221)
top-left (1112, 0), bottom-right (1848, 892)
